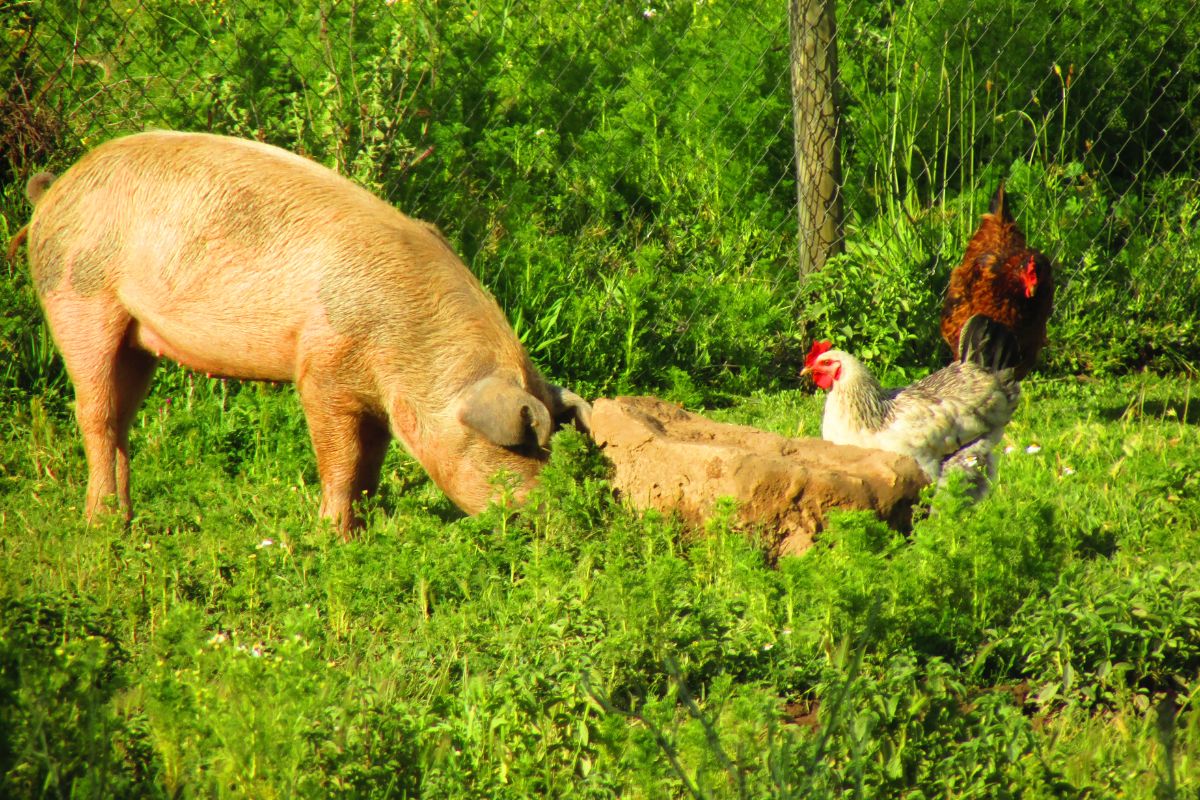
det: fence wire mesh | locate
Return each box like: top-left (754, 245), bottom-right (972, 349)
top-left (3, 0), bottom-right (1199, 397)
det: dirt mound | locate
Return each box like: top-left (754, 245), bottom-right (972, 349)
top-left (590, 396), bottom-right (928, 558)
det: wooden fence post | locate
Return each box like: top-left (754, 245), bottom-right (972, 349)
top-left (789, 0), bottom-right (843, 277)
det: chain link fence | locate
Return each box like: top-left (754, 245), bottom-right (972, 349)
top-left (3, 0), bottom-right (1199, 397)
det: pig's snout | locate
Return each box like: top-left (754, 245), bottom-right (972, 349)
top-left (434, 377), bottom-right (595, 514)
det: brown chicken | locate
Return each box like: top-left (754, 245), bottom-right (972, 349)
top-left (940, 181), bottom-right (1054, 378)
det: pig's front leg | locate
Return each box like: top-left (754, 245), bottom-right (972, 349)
top-left (297, 380), bottom-right (392, 538)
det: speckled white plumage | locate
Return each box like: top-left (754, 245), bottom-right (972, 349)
top-left (805, 317), bottom-right (1021, 494)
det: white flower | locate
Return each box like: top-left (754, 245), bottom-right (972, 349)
top-left (534, 128), bottom-right (546, 137)
top-left (762, 642), bottom-right (774, 651)
top-left (1004, 445), bottom-right (1016, 454)
top-left (1061, 466), bottom-right (1076, 476)
top-left (257, 538), bottom-right (274, 549)
top-left (1025, 444), bottom-right (1042, 454)
top-left (643, 7), bottom-right (657, 18)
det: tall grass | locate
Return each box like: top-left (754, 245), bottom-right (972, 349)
top-left (5, 0), bottom-right (1200, 402)
top-left (2, 373), bottom-right (1199, 797)
top-left (2, 2), bottom-right (1200, 790)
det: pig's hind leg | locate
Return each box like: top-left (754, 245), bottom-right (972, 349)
top-left (43, 296), bottom-right (158, 522)
top-left (297, 379), bottom-right (391, 538)
top-left (112, 346), bottom-right (159, 516)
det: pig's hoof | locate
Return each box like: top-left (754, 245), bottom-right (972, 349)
top-left (85, 496), bottom-right (132, 527)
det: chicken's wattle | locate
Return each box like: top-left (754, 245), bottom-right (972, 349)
top-left (813, 364), bottom-right (839, 390)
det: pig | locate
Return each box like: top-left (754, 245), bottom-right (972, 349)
top-left (11, 130), bottom-right (591, 535)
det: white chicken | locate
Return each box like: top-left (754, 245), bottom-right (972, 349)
top-left (802, 315), bottom-right (1022, 495)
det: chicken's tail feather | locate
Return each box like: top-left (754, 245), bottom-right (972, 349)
top-left (958, 314), bottom-right (1021, 374)
top-left (988, 180), bottom-right (1016, 224)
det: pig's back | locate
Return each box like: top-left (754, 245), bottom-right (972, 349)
top-left (30, 131), bottom-right (515, 383)
top-left (44, 131), bottom-right (400, 290)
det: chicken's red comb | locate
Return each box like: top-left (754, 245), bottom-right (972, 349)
top-left (805, 340), bottom-right (833, 368)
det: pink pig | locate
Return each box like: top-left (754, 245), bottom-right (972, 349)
top-left (10, 131), bottom-right (590, 535)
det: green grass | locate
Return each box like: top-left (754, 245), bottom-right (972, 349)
top-left (4, 1), bottom-right (1199, 794)
top-left (2, 371), bottom-right (1199, 798)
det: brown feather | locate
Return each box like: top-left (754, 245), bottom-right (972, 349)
top-left (940, 182), bottom-right (1055, 379)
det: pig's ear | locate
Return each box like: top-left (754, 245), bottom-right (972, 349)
top-left (457, 376), bottom-right (553, 449)
top-left (549, 385), bottom-right (592, 435)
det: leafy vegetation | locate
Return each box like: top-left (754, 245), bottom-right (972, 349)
top-left (2, 0), bottom-right (1199, 796)
top-left (3, 0), bottom-right (1199, 396)
top-left (2, 374), bottom-right (1199, 797)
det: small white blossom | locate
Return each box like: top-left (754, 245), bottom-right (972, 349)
top-left (1004, 445), bottom-right (1016, 454)
top-left (1025, 444), bottom-right (1042, 454)
top-left (643, 7), bottom-right (657, 18)
top-left (762, 642), bottom-right (774, 651)
top-left (534, 128), bottom-right (546, 137)
top-left (257, 538), bottom-right (274, 549)
top-left (1061, 466), bottom-right (1076, 476)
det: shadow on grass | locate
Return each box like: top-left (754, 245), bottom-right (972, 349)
top-left (1098, 398), bottom-right (1200, 426)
